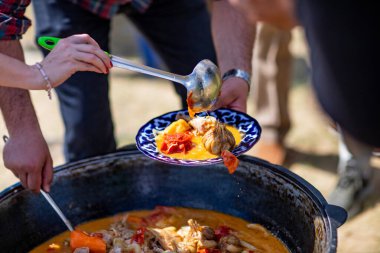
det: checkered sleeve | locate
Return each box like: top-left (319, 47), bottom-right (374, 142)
top-left (0, 0), bottom-right (31, 40)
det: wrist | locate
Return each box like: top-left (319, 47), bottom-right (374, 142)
top-left (34, 63), bottom-right (53, 99)
top-left (222, 69), bottom-right (251, 93)
top-left (26, 64), bottom-right (45, 90)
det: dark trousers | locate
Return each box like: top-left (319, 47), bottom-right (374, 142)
top-left (33, 0), bottom-right (216, 162)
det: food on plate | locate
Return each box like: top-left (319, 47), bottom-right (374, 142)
top-left (202, 122), bottom-right (236, 155)
top-left (189, 116), bottom-right (216, 135)
top-left (31, 206), bottom-right (289, 253)
top-left (155, 115), bottom-right (241, 173)
top-left (164, 119), bottom-right (192, 135)
top-left (221, 150), bottom-right (240, 174)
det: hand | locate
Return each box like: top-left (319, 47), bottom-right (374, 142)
top-left (3, 131), bottom-right (53, 193)
top-left (229, 0), bottom-right (298, 30)
top-left (213, 78), bottom-right (249, 112)
top-left (36, 34), bottom-right (112, 89)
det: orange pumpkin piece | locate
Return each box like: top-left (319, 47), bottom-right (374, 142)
top-left (70, 230), bottom-right (106, 253)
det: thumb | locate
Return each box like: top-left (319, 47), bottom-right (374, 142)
top-left (42, 157), bottom-right (54, 192)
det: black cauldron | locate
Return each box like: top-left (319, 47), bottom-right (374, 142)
top-left (0, 147), bottom-right (346, 252)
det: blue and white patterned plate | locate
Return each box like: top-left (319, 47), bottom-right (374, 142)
top-left (136, 108), bottom-right (261, 166)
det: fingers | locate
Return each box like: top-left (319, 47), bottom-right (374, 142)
top-left (27, 171), bottom-right (42, 193)
top-left (231, 102), bottom-right (247, 112)
top-left (42, 157), bottom-right (53, 192)
top-left (64, 34), bottom-right (111, 68)
top-left (66, 34), bottom-right (100, 48)
top-left (74, 43), bottom-right (111, 68)
top-left (74, 51), bottom-right (108, 74)
top-left (213, 79), bottom-right (249, 112)
top-left (19, 173), bottom-right (27, 188)
top-left (75, 61), bottom-right (105, 74)
top-left (57, 34), bottom-right (112, 75)
top-left (213, 87), bottom-right (234, 110)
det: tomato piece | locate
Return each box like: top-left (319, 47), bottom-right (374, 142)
top-left (160, 132), bottom-right (193, 154)
top-left (214, 225), bottom-right (232, 241)
top-left (144, 206), bottom-right (176, 226)
top-left (166, 143), bottom-right (179, 153)
top-left (164, 132), bottom-right (192, 142)
top-left (131, 227), bottom-right (146, 245)
top-left (221, 150), bottom-right (239, 174)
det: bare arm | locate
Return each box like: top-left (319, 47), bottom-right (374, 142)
top-left (228, 0), bottom-right (298, 29)
top-left (211, 0), bottom-right (256, 112)
top-left (0, 40), bottom-right (53, 192)
top-left (0, 53), bottom-right (41, 89)
top-left (0, 34), bottom-right (112, 90)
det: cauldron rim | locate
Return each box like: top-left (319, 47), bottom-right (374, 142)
top-left (241, 155), bottom-right (347, 252)
top-left (0, 148), bottom-right (347, 253)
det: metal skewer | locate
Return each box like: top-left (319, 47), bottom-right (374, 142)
top-left (40, 190), bottom-right (74, 231)
top-left (2, 135), bottom-right (74, 232)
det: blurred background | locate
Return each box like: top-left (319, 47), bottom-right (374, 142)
top-left (1, 6), bottom-right (380, 253)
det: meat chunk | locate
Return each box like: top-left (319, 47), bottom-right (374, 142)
top-left (201, 226), bottom-right (216, 240)
top-left (219, 235), bottom-right (243, 253)
top-left (73, 247), bottom-right (90, 253)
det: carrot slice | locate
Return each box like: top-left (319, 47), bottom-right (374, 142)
top-left (70, 230), bottom-right (106, 253)
top-left (221, 150), bottom-right (239, 174)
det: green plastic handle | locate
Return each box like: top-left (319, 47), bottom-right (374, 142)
top-left (38, 36), bottom-right (61, 51)
top-left (37, 36), bottom-right (110, 56)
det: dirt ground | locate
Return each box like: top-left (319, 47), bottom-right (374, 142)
top-left (1, 26), bottom-right (379, 252)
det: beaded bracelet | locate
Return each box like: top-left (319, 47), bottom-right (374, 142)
top-left (35, 63), bottom-right (52, 99)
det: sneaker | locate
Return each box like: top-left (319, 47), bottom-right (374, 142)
top-left (328, 166), bottom-right (371, 218)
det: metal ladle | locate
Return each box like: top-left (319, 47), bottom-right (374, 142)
top-left (40, 190), bottom-right (74, 231)
top-left (38, 37), bottom-right (222, 113)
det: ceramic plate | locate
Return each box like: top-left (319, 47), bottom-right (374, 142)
top-left (136, 108), bottom-right (261, 166)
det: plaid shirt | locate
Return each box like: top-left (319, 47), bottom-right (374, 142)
top-left (67, 0), bottom-right (152, 19)
top-left (0, 0), bottom-right (31, 40)
top-left (0, 0), bottom-right (152, 40)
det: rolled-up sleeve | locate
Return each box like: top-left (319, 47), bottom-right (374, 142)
top-left (0, 0), bottom-right (31, 40)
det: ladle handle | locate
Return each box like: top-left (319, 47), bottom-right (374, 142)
top-left (41, 190), bottom-right (74, 232)
top-left (110, 55), bottom-right (188, 85)
top-left (38, 36), bottom-right (188, 85)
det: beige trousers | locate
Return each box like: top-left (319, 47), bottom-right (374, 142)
top-left (252, 24), bottom-right (292, 143)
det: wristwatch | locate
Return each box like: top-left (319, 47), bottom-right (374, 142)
top-left (222, 69), bottom-right (251, 92)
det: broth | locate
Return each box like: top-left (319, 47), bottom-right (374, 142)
top-left (156, 125), bottom-right (242, 160)
top-left (31, 207), bottom-right (289, 253)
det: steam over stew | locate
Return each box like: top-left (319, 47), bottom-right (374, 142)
top-left (31, 207), bottom-right (289, 253)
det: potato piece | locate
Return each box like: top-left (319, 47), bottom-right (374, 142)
top-left (164, 119), bottom-right (192, 134)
